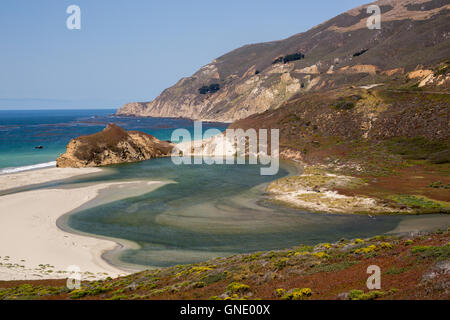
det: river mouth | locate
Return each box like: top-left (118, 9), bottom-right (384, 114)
top-left (54, 157), bottom-right (450, 271)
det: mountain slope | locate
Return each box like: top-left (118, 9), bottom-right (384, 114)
top-left (117, 0), bottom-right (450, 122)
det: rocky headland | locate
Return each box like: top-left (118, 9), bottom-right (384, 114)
top-left (56, 124), bottom-right (174, 168)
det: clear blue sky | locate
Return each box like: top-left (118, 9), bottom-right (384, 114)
top-left (0, 0), bottom-right (367, 109)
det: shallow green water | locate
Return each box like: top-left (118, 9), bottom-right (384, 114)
top-left (46, 158), bottom-right (449, 270)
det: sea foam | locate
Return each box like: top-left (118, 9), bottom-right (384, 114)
top-left (0, 161), bottom-right (57, 175)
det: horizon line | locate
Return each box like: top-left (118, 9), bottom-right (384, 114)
top-left (0, 107), bottom-right (118, 111)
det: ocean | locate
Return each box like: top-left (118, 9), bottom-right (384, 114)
top-left (0, 109), bottom-right (229, 173)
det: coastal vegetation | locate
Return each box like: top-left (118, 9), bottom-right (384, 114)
top-left (1, 230), bottom-right (448, 300)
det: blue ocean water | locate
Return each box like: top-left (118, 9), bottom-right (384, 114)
top-left (0, 109), bottom-right (229, 173)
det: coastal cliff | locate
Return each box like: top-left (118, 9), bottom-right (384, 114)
top-left (117, 0), bottom-right (450, 122)
top-left (56, 124), bottom-right (174, 168)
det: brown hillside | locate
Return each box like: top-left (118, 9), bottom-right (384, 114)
top-left (117, 0), bottom-right (450, 122)
top-left (56, 124), bottom-right (174, 168)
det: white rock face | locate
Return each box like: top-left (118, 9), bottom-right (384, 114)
top-left (173, 131), bottom-right (278, 159)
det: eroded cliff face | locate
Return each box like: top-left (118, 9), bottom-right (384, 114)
top-left (56, 124), bottom-right (174, 168)
top-left (117, 62), bottom-right (302, 122)
top-left (117, 0), bottom-right (450, 122)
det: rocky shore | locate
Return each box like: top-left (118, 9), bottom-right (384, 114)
top-left (57, 124), bottom-right (174, 168)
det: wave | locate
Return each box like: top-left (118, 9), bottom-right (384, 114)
top-left (0, 161), bottom-right (57, 175)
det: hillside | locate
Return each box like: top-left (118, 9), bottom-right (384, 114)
top-left (229, 59), bottom-right (450, 214)
top-left (1, 230), bottom-right (448, 300)
top-left (117, 0), bottom-right (450, 122)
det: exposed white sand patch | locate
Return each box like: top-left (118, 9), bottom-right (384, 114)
top-left (0, 176), bottom-right (166, 281)
top-left (0, 161), bottom-right (57, 174)
top-left (359, 83), bottom-right (384, 90)
top-left (0, 167), bottom-right (103, 192)
top-left (272, 190), bottom-right (381, 213)
top-left (267, 169), bottom-right (407, 214)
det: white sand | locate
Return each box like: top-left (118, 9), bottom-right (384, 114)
top-left (0, 168), bottom-right (165, 281)
top-left (0, 167), bottom-right (103, 192)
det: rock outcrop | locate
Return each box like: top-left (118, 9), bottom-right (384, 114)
top-left (56, 124), bottom-right (174, 168)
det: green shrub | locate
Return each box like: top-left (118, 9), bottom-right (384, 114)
top-left (226, 282), bottom-right (250, 294)
top-left (275, 288), bottom-right (286, 297)
top-left (192, 282), bottom-right (206, 289)
top-left (242, 252), bottom-right (262, 262)
top-left (349, 289), bottom-right (385, 300)
top-left (391, 195), bottom-right (443, 209)
top-left (428, 181), bottom-right (450, 189)
top-left (411, 244), bottom-right (450, 260)
top-left (69, 289), bottom-right (88, 299)
top-left (274, 258), bottom-right (289, 270)
top-left (380, 242), bottom-right (393, 249)
top-left (294, 245), bottom-right (314, 253)
top-left (385, 266), bottom-right (406, 275)
top-left (384, 137), bottom-right (448, 161)
top-left (281, 288), bottom-right (312, 300)
top-left (307, 261), bottom-right (357, 274)
top-left (0, 284), bottom-right (66, 300)
top-left (349, 290), bottom-right (364, 300)
top-left (332, 101), bottom-right (355, 110)
top-left (354, 245), bottom-right (377, 254)
top-left (312, 252), bottom-right (331, 259)
top-left (109, 295), bottom-right (129, 300)
top-left (202, 271), bottom-right (228, 285)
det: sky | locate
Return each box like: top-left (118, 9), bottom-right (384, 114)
top-left (0, 0), bottom-right (368, 109)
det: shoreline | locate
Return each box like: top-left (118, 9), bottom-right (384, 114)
top-left (0, 167), bottom-right (165, 281)
top-left (0, 160), bottom-right (447, 282)
top-left (56, 180), bottom-right (173, 274)
top-left (0, 167), bottom-right (104, 193)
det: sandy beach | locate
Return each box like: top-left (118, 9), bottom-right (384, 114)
top-left (0, 167), bottom-right (103, 192)
top-left (0, 168), bottom-right (162, 281)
